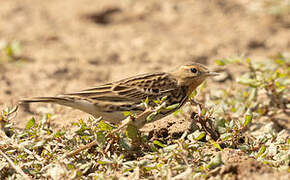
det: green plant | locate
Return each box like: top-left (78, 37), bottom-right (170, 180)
top-left (0, 40), bottom-right (23, 63)
top-left (0, 56), bottom-right (289, 179)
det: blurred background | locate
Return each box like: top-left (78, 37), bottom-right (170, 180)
top-left (0, 0), bottom-right (289, 127)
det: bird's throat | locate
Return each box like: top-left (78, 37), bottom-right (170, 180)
top-left (186, 83), bottom-right (200, 96)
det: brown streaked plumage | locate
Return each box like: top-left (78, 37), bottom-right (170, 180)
top-left (20, 63), bottom-right (218, 128)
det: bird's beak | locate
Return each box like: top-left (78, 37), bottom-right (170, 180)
top-left (207, 72), bottom-right (220, 76)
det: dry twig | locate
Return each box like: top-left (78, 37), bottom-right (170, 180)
top-left (0, 149), bottom-right (32, 180)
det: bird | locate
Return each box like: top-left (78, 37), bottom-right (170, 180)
top-left (20, 63), bottom-right (218, 129)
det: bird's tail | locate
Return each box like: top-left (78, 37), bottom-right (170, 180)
top-left (19, 96), bottom-right (97, 116)
top-left (19, 96), bottom-right (79, 109)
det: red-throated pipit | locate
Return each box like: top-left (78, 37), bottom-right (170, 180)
top-left (20, 63), bottom-right (218, 129)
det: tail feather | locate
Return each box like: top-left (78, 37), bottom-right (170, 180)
top-left (19, 96), bottom-right (98, 117)
top-left (19, 97), bottom-right (78, 109)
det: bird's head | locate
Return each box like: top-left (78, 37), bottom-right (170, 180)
top-left (171, 63), bottom-right (219, 93)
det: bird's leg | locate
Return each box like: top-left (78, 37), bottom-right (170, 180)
top-left (109, 116), bottom-right (134, 135)
top-left (189, 99), bottom-right (220, 141)
top-left (63, 108), bottom-right (155, 158)
top-left (188, 99), bottom-right (203, 131)
top-left (131, 108), bottom-right (155, 129)
top-left (108, 108), bottom-right (155, 135)
top-left (63, 117), bottom-right (134, 158)
top-left (189, 99), bottom-right (203, 112)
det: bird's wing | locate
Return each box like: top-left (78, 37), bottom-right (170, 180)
top-left (63, 72), bottom-right (179, 105)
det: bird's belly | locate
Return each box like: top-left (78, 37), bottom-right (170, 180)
top-left (92, 111), bottom-right (125, 124)
top-left (92, 110), bottom-right (142, 125)
top-left (93, 109), bottom-right (168, 127)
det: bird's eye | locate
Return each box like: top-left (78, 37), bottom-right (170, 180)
top-left (190, 68), bottom-right (197, 73)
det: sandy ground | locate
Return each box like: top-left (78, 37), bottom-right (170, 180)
top-left (0, 0), bottom-right (289, 179)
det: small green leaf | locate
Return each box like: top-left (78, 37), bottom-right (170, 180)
top-left (153, 140), bottom-right (166, 148)
top-left (207, 153), bottom-right (222, 169)
top-left (126, 124), bottom-right (139, 140)
top-left (220, 133), bottom-right (232, 141)
top-left (237, 74), bottom-right (260, 87)
top-left (96, 132), bottom-right (106, 147)
top-left (245, 58), bottom-right (251, 64)
top-left (238, 145), bottom-right (250, 150)
top-left (243, 109), bottom-right (252, 127)
top-left (97, 160), bottom-right (110, 165)
top-left (217, 127), bottom-right (227, 134)
top-left (275, 59), bottom-right (285, 65)
top-left (248, 88), bottom-right (257, 101)
top-left (150, 143), bottom-right (159, 152)
top-left (161, 96), bottom-right (168, 102)
top-left (54, 130), bottom-right (62, 138)
top-left (120, 137), bottom-right (131, 150)
top-left (191, 130), bottom-right (206, 141)
top-left (189, 90), bottom-right (197, 99)
top-left (6, 45), bottom-right (13, 57)
top-left (25, 117), bottom-right (35, 130)
top-left (201, 109), bottom-right (207, 116)
top-left (210, 140), bottom-right (223, 151)
top-left (244, 114), bottom-right (252, 126)
top-left (228, 120), bottom-right (235, 128)
top-left (67, 164), bottom-right (74, 170)
top-left (145, 97), bottom-right (149, 104)
top-left (123, 168), bottom-right (134, 173)
top-left (163, 144), bottom-right (178, 152)
top-left (146, 112), bottom-right (157, 122)
top-left (10, 41), bottom-right (22, 56)
top-left (257, 145), bottom-right (266, 158)
top-left (166, 103), bottom-right (179, 111)
top-left (173, 109), bottom-right (182, 116)
top-left (215, 60), bottom-right (226, 66)
top-left (123, 111), bottom-right (133, 117)
top-left (97, 121), bottom-right (113, 131)
top-left (8, 106), bottom-right (18, 114)
top-left (153, 100), bottom-right (160, 104)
